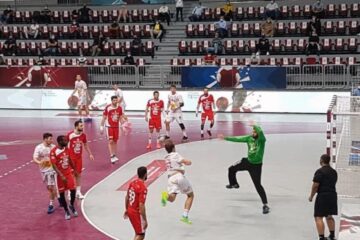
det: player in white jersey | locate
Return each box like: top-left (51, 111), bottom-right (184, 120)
top-left (161, 139), bottom-right (194, 224)
top-left (33, 133), bottom-right (57, 214)
top-left (113, 84), bottom-right (126, 112)
top-left (165, 85), bottom-right (188, 141)
top-left (71, 74), bottom-right (91, 121)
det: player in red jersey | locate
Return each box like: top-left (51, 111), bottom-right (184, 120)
top-left (196, 88), bottom-right (216, 139)
top-left (100, 96), bottom-right (127, 164)
top-left (145, 91), bottom-right (164, 150)
top-left (124, 166), bottom-right (148, 240)
top-left (50, 135), bottom-right (78, 220)
top-left (66, 120), bottom-right (94, 199)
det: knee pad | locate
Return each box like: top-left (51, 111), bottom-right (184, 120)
top-left (179, 123), bottom-right (185, 130)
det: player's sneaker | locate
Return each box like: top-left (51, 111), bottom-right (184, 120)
top-left (156, 143), bottom-right (161, 149)
top-left (110, 155), bottom-right (119, 164)
top-left (161, 191), bottom-right (168, 207)
top-left (262, 205), bottom-right (270, 214)
top-left (182, 136), bottom-right (188, 142)
top-left (76, 192), bottom-right (85, 200)
top-left (146, 144), bottom-right (151, 149)
top-left (65, 211), bottom-right (71, 220)
top-left (226, 184), bottom-right (240, 189)
top-left (180, 216), bottom-right (192, 225)
top-left (69, 205), bottom-right (79, 217)
top-left (47, 205), bottom-right (55, 214)
top-left (207, 130), bottom-right (212, 138)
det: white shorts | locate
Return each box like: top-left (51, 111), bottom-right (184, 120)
top-left (166, 112), bottom-right (183, 124)
top-left (167, 173), bottom-right (193, 195)
top-left (41, 171), bottom-right (57, 186)
top-left (78, 95), bottom-right (87, 107)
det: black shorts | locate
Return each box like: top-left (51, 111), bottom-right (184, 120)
top-left (314, 192), bottom-right (338, 217)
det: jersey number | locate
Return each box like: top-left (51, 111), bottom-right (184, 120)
top-left (129, 188), bottom-right (136, 206)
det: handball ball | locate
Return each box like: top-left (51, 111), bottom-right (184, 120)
top-left (170, 101), bottom-right (177, 110)
top-left (216, 97), bottom-right (229, 111)
top-left (68, 95), bottom-right (79, 109)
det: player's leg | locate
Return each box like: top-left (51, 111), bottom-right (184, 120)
top-left (181, 192), bottom-right (194, 224)
top-left (326, 216), bottom-right (336, 240)
top-left (147, 120), bottom-right (154, 149)
top-left (107, 127), bottom-right (119, 163)
top-left (165, 117), bottom-right (171, 138)
top-left (200, 113), bottom-right (206, 139)
top-left (67, 174), bottom-right (79, 217)
top-left (248, 163), bottom-right (269, 214)
top-left (155, 128), bottom-right (161, 149)
top-left (315, 217), bottom-right (326, 240)
top-left (84, 104), bottom-right (91, 121)
top-left (226, 158), bottom-right (249, 188)
top-left (207, 112), bottom-right (215, 138)
top-left (45, 172), bottom-right (56, 214)
top-left (175, 114), bottom-right (188, 140)
top-left (58, 191), bottom-right (71, 220)
top-left (72, 158), bottom-right (84, 198)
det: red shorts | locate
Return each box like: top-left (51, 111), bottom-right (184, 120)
top-left (149, 118), bottom-right (162, 130)
top-left (71, 157), bottom-right (83, 174)
top-left (128, 210), bottom-right (146, 235)
top-left (56, 173), bottom-right (76, 193)
top-left (106, 127), bottom-right (119, 142)
top-left (201, 111), bottom-right (214, 122)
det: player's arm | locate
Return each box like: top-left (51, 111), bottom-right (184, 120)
top-left (50, 154), bottom-right (67, 183)
top-left (139, 202), bottom-right (147, 226)
top-left (178, 95), bottom-right (184, 108)
top-left (100, 113), bottom-right (107, 133)
top-left (32, 148), bottom-right (41, 164)
top-left (308, 181), bottom-right (320, 202)
top-left (68, 157), bottom-right (79, 176)
top-left (223, 135), bottom-right (251, 143)
top-left (83, 143), bottom-right (94, 161)
top-left (196, 98), bottom-right (201, 117)
top-left (145, 103), bottom-right (149, 122)
top-left (180, 159), bottom-right (192, 166)
top-left (123, 191), bottom-right (129, 219)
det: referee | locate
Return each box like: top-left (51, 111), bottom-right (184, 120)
top-left (220, 124), bottom-right (270, 214)
top-left (308, 154), bottom-right (338, 240)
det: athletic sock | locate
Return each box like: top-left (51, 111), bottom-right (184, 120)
top-left (59, 193), bottom-right (68, 212)
top-left (201, 130), bottom-right (204, 134)
top-left (70, 190), bottom-right (76, 206)
top-left (182, 131), bottom-right (187, 137)
top-left (319, 235), bottom-right (325, 240)
top-left (49, 200), bottom-right (54, 206)
top-left (182, 209), bottom-right (189, 218)
top-left (76, 186), bottom-right (81, 193)
top-left (329, 231), bottom-right (335, 238)
top-left (166, 130), bottom-right (170, 137)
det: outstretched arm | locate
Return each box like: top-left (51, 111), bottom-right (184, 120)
top-left (224, 135), bottom-right (251, 143)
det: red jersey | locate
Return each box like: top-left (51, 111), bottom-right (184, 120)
top-left (198, 94), bottom-right (215, 113)
top-left (103, 104), bottom-right (123, 127)
top-left (127, 179), bottom-right (147, 213)
top-left (50, 147), bottom-right (73, 175)
top-left (147, 99), bottom-right (164, 119)
top-left (67, 130), bottom-right (87, 159)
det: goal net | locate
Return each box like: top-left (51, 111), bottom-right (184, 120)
top-left (327, 95), bottom-right (360, 198)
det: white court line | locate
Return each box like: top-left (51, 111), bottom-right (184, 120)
top-left (81, 139), bottom-right (204, 240)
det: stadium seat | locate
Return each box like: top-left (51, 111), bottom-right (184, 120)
top-left (208, 24), bottom-right (216, 37)
top-left (63, 10), bottom-right (71, 23)
top-left (333, 57), bottom-right (344, 65)
top-left (248, 40), bottom-right (256, 53)
top-left (285, 39), bottom-right (294, 52)
top-left (288, 22), bottom-right (298, 35)
top-left (276, 22), bottom-right (286, 36)
top-left (145, 41), bottom-right (154, 56)
top-left (12, 26), bottom-right (20, 39)
top-left (186, 24), bottom-right (195, 37)
top-left (225, 40), bottom-right (234, 54)
top-left (91, 10), bottom-right (100, 23)
top-left (59, 42), bottom-right (69, 55)
top-left (39, 42), bottom-right (48, 55)
top-left (322, 38), bottom-right (332, 53)
top-left (339, 4), bottom-right (348, 17)
top-left (102, 10), bottom-right (110, 23)
top-left (133, 25), bottom-right (142, 37)
top-left (184, 58), bottom-right (191, 66)
top-left (201, 40), bottom-right (210, 53)
top-left (292, 5), bottom-right (301, 18)
top-left (242, 23), bottom-right (250, 36)
top-left (82, 25), bottom-right (90, 39)
top-left (335, 38), bottom-right (345, 51)
top-left (49, 58), bottom-right (57, 66)
top-left (122, 25), bottom-right (131, 38)
top-left (336, 21), bottom-right (346, 35)
top-left (18, 42), bottom-right (28, 56)
top-left (92, 25), bottom-right (100, 38)
top-left (349, 20), bottom-right (358, 35)
top-left (111, 10), bottom-right (119, 22)
top-left (230, 58), bottom-right (240, 66)
top-left (247, 6), bottom-right (255, 19)
top-left (143, 25), bottom-right (151, 38)
top-left (257, 7), bottom-right (265, 19)
top-left (280, 6), bottom-right (289, 19)
top-left (214, 7), bottom-right (222, 19)
top-left (131, 9), bottom-right (140, 22)
top-left (300, 21), bottom-right (308, 35)
top-left (197, 24), bottom-right (206, 36)
top-left (29, 42), bottom-right (38, 55)
top-left (190, 40), bottom-right (199, 54)
top-left (82, 41), bottom-right (90, 56)
top-left (320, 57), bottom-right (329, 65)
top-left (102, 42), bottom-right (111, 55)
top-left (236, 40), bottom-right (245, 53)
top-left (236, 7), bottom-right (244, 20)
top-left (142, 9), bottom-right (150, 22)
top-left (348, 38), bottom-right (358, 52)
top-left (351, 3), bottom-right (360, 17)
top-left (24, 11), bottom-right (32, 23)
top-left (303, 5), bottom-right (311, 18)
top-left (297, 39), bottom-right (306, 52)
top-left (194, 58), bottom-right (203, 66)
top-left (269, 57), bottom-right (278, 66)
top-left (294, 57), bottom-right (303, 66)
top-left (348, 56), bottom-right (356, 65)
top-left (230, 23), bottom-right (239, 37)
top-left (326, 4), bottom-right (336, 18)
top-left (324, 21), bottom-right (335, 35)
top-left (14, 11), bottom-right (22, 23)
top-left (52, 10), bottom-right (60, 23)
top-left (204, 8), bottom-right (212, 20)
top-left (217, 58), bottom-right (228, 66)
top-left (103, 25), bottom-right (110, 38)
top-left (178, 40), bottom-right (188, 54)
top-left (253, 23), bottom-right (261, 37)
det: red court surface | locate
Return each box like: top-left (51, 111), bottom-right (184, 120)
top-left (0, 111), bottom-right (325, 240)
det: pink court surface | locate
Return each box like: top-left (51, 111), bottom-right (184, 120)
top-left (0, 110), bottom-right (325, 240)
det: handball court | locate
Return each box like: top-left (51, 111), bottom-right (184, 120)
top-left (0, 110), bottom-right (341, 240)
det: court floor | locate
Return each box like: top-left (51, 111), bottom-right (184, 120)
top-left (0, 110), bottom-right (340, 240)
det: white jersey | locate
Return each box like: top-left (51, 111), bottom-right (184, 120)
top-left (33, 143), bottom-right (55, 173)
top-left (168, 92), bottom-right (183, 114)
top-left (74, 80), bottom-right (87, 96)
top-left (114, 88), bottom-right (126, 108)
top-left (165, 152), bottom-right (185, 174)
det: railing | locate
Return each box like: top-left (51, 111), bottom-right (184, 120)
top-left (0, 64), bottom-right (359, 89)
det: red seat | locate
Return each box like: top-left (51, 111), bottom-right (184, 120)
top-left (236, 40), bottom-right (245, 53)
top-left (136, 58), bottom-right (145, 66)
top-left (300, 21), bottom-right (308, 35)
top-left (49, 58), bottom-right (57, 66)
top-left (194, 58), bottom-right (203, 66)
top-left (294, 57), bottom-right (303, 66)
top-left (113, 58), bottom-right (123, 66)
top-left (272, 39), bottom-right (281, 53)
top-left (197, 24), bottom-right (206, 36)
top-left (326, 4), bottom-right (336, 18)
top-left (320, 57), bottom-right (329, 65)
top-left (225, 40), bottom-right (234, 54)
top-left (12, 26), bottom-right (20, 39)
top-left (24, 11), bottom-right (32, 23)
top-left (242, 23), bottom-right (250, 36)
top-left (348, 38), bottom-right (358, 52)
top-left (288, 22), bottom-right (298, 35)
top-left (124, 41), bottom-right (132, 53)
top-left (102, 25), bottom-right (110, 38)
top-left (248, 40), bottom-right (256, 53)
top-left (63, 10), bottom-right (71, 23)
top-left (190, 40), bottom-right (199, 54)
top-left (292, 5), bottom-right (301, 18)
top-left (339, 4), bottom-right (348, 17)
top-left (303, 5), bottom-right (311, 18)
top-left (324, 21), bottom-right (335, 35)
top-left (102, 42), bottom-right (111, 56)
top-left (183, 58), bottom-right (191, 66)
top-left (230, 58), bottom-right (240, 66)
top-left (217, 58), bottom-right (228, 66)
top-left (92, 26), bottom-right (100, 38)
top-left (297, 39), bottom-right (307, 52)
top-left (29, 42), bottom-right (38, 55)
top-left (348, 57), bottom-right (356, 65)
top-left (336, 21), bottom-right (346, 35)
top-left (236, 7), bottom-right (244, 20)
top-left (145, 41), bottom-right (154, 56)
top-left (2, 26), bottom-right (10, 39)
top-left (82, 25), bottom-right (90, 39)
top-left (214, 7), bottom-right (222, 19)
top-left (253, 23), bottom-right (261, 37)
top-left (285, 39), bottom-right (294, 52)
top-left (208, 24), bottom-right (216, 37)
top-left (201, 40), bottom-right (210, 53)
top-left (186, 24), bottom-right (195, 37)
top-left (113, 41), bottom-right (122, 55)
top-left (39, 42), bottom-right (47, 55)
top-left (18, 42), bottom-right (28, 56)
top-left (131, 9), bottom-right (140, 22)
top-left (122, 25), bottom-right (131, 38)
top-left (16, 58), bottom-right (25, 66)
top-left (204, 8), bottom-right (212, 20)
top-left (276, 22), bottom-right (285, 35)
top-left (351, 3), bottom-right (360, 17)
top-left (15, 11), bottom-right (22, 23)
top-left (257, 7), bottom-right (265, 19)
top-left (111, 10), bottom-right (119, 22)
top-left (268, 57), bottom-right (278, 66)
top-left (143, 25), bottom-right (151, 38)
top-left (59, 42), bottom-right (69, 55)
top-left (179, 41), bottom-right (188, 54)
top-left (152, 9), bottom-right (159, 20)
top-left (247, 6), bottom-right (255, 19)
top-left (82, 41), bottom-right (90, 56)
top-left (102, 10), bottom-right (110, 23)
top-left (281, 57), bottom-right (290, 66)
top-left (52, 11), bottom-right (60, 23)
top-left (230, 23), bottom-right (239, 37)
top-left (280, 6), bottom-right (289, 19)
top-left (70, 42), bottom-right (79, 55)
top-left (171, 58), bottom-right (182, 66)
top-left (349, 20), bottom-right (358, 35)
top-left (51, 26), bottom-right (60, 39)
top-left (322, 38), bottom-right (332, 53)
top-left (133, 25), bottom-right (142, 37)
top-left (333, 57), bottom-right (344, 65)
top-left (142, 9), bottom-right (150, 22)
top-left (91, 10), bottom-right (100, 23)
top-left (335, 38), bottom-right (345, 51)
